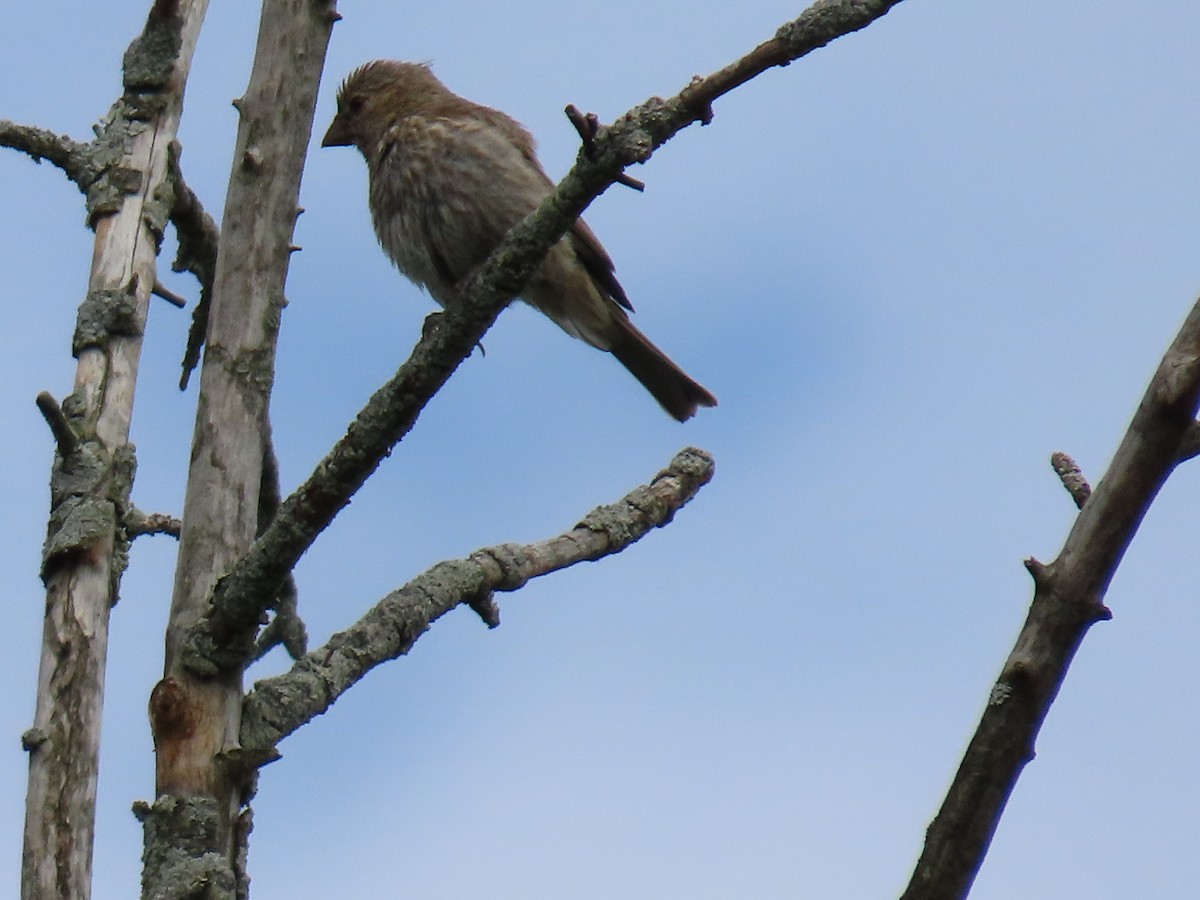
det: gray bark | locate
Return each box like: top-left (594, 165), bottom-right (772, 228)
top-left (240, 447), bottom-right (715, 753)
top-left (901, 293), bottom-right (1200, 899)
top-left (20, 4), bottom-right (209, 898)
top-left (141, 2), bottom-right (338, 897)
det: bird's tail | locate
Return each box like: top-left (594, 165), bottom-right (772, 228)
top-left (608, 317), bottom-right (717, 422)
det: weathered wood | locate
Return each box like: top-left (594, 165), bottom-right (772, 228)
top-left (21, 4), bottom-right (211, 899)
top-left (141, 2), bottom-right (339, 896)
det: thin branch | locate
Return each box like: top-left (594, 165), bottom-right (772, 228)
top-left (565, 104), bottom-right (644, 192)
top-left (250, 583), bottom-right (306, 662)
top-left (1050, 451), bottom-right (1091, 509)
top-left (239, 447), bottom-right (715, 753)
top-left (181, 0), bottom-right (909, 676)
top-left (901, 291), bottom-right (1200, 900)
top-left (0, 120), bottom-right (97, 190)
top-left (152, 279), bottom-right (188, 308)
top-left (125, 508), bottom-right (182, 539)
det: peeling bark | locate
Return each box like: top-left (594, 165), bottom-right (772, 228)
top-left (20, 4), bottom-right (210, 899)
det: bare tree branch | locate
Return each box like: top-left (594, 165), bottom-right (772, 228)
top-left (151, 279), bottom-right (188, 308)
top-left (125, 508), bottom-right (183, 539)
top-left (34, 391), bottom-right (79, 458)
top-left (239, 447), bottom-right (714, 754)
top-left (901, 292), bottom-right (1200, 900)
top-left (0, 117), bottom-right (220, 371)
top-left (0, 120), bottom-right (98, 190)
top-left (181, 0), bottom-right (910, 676)
top-left (564, 104), bottom-right (645, 192)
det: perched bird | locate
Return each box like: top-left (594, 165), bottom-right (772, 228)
top-left (321, 60), bottom-right (717, 421)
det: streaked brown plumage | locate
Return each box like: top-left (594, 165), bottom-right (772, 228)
top-left (321, 60), bottom-right (717, 421)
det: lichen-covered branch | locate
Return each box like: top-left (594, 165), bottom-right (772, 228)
top-left (239, 447), bottom-right (714, 754)
top-left (167, 141), bottom-right (220, 389)
top-left (1, 104), bottom-right (221, 348)
top-left (0, 120), bottom-right (98, 190)
top-left (181, 0), bottom-right (909, 676)
top-left (21, 3), bottom-right (212, 899)
top-left (1050, 451), bottom-right (1091, 510)
top-left (900, 292), bottom-right (1200, 900)
top-left (125, 508), bottom-right (183, 539)
top-left (34, 391), bottom-right (80, 458)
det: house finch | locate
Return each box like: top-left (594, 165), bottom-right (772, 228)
top-left (321, 60), bottom-right (717, 421)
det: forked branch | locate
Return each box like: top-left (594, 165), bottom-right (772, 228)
top-left (181, 0), bottom-right (910, 675)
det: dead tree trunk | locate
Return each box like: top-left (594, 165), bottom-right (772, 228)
top-left (21, 4), bottom-right (209, 898)
top-left (139, 3), bottom-right (338, 896)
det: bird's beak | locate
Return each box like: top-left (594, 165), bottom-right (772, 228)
top-left (321, 116), bottom-right (351, 148)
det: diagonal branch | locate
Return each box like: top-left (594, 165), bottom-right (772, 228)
top-left (900, 292), bottom-right (1200, 900)
top-left (0, 120), bottom-right (98, 190)
top-left (181, 0), bottom-right (909, 676)
top-left (239, 447), bottom-right (714, 754)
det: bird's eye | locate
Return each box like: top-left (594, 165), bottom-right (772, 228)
top-left (345, 95), bottom-right (366, 115)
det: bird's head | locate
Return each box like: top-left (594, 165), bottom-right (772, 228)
top-left (321, 60), bottom-right (452, 154)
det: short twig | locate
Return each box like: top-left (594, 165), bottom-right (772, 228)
top-left (1050, 451), bottom-right (1091, 509)
top-left (466, 592), bottom-right (502, 628)
top-left (35, 391), bottom-right (78, 457)
top-left (126, 508), bottom-right (183, 539)
top-left (251, 583), bottom-right (308, 662)
top-left (565, 104), bottom-right (646, 192)
top-left (152, 279), bottom-right (188, 308)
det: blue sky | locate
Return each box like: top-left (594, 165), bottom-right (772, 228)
top-left (3, 1), bottom-right (1200, 897)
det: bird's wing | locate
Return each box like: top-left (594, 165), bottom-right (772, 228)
top-left (500, 113), bottom-right (635, 314)
top-left (568, 220), bottom-right (633, 312)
